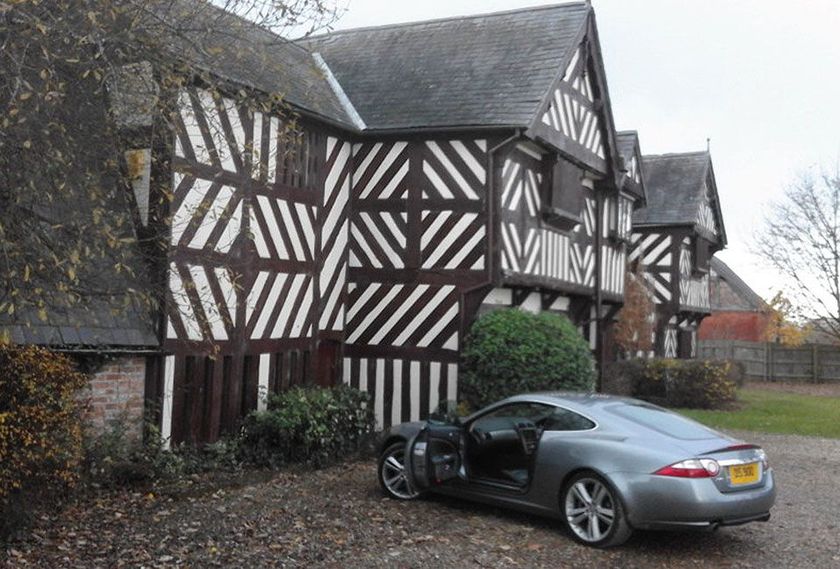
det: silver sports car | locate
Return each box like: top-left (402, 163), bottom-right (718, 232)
top-left (377, 392), bottom-right (775, 547)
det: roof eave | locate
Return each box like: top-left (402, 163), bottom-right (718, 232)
top-left (169, 50), bottom-right (358, 132)
top-left (704, 155), bottom-right (728, 247)
top-left (525, 6), bottom-right (591, 136)
top-left (524, 6), bottom-right (623, 185)
top-left (356, 124), bottom-right (522, 137)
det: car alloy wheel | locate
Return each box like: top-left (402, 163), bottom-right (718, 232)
top-left (378, 442), bottom-right (421, 500)
top-left (562, 471), bottom-right (632, 547)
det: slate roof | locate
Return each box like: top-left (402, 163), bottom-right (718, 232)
top-left (305, 2), bottom-right (589, 131)
top-left (634, 151), bottom-right (726, 244)
top-left (145, 0), bottom-right (354, 128)
top-left (616, 130), bottom-right (646, 201)
top-left (0, 76), bottom-right (158, 350)
top-left (616, 131), bottom-right (638, 164)
top-left (710, 257), bottom-right (766, 311)
top-left (0, 302), bottom-right (158, 349)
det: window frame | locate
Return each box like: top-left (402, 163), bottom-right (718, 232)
top-left (607, 194), bottom-right (634, 245)
top-left (693, 237), bottom-right (711, 276)
top-left (542, 156), bottom-right (584, 232)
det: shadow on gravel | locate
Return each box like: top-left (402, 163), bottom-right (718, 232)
top-left (367, 478), bottom-right (767, 556)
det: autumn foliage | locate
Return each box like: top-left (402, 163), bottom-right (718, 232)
top-left (0, 344), bottom-right (88, 502)
top-left (613, 264), bottom-right (655, 357)
top-left (762, 291), bottom-right (809, 346)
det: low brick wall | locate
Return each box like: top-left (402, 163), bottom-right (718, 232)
top-left (81, 356), bottom-right (147, 439)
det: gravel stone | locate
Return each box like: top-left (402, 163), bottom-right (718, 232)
top-left (3, 431), bottom-right (838, 568)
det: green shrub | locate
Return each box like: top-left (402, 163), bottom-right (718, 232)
top-left (601, 359), bottom-right (645, 397)
top-left (0, 344), bottom-right (88, 541)
top-left (602, 358), bottom-right (737, 409)
top-left (666, 360), bottom-right (738, 409)
top-left (239, 385), bottom-right (375, 468)
top-left (725, 360), bottom-right (747, 388)
top-left (460, 309), bottom-right (595, 409)
top-left (84, 416), bottom-right (241, 487)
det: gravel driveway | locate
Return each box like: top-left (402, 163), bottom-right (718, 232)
top-left (4, 431), bottom-right (839, 568)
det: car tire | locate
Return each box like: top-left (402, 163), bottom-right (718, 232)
top-left (560, 471), bottom-right (632, 548)
top-left (378, 441), bottom-right (423, 500)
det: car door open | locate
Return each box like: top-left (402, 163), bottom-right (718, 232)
top-left (408, 422), bottom-right (464, 490)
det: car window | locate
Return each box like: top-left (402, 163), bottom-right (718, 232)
top-left (473, 402), bottom-right (553, 426)
top-left (543, 407), bottom-right (596, 431)
top-left (609, 403), bottom-right (715, 440)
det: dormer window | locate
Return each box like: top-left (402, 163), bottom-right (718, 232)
top-left (542, 157), bottom-right (583, 231)
top-left (608, 194), bottom-right (633, 243)
top-left (693, 237), bottom-right (710, 276)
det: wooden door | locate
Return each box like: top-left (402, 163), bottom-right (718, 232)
top-left (315, 340), bottom-right (340, 387)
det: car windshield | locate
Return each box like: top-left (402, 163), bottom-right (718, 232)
top-left (608, 403), bottom-right (716, 440)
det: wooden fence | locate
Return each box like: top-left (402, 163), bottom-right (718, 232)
top-left (697, 340), bottom-right (840, 383)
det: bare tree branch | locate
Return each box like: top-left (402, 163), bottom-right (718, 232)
top-left (0, 0), bottom-right (338, 337)
top-left (753, 166), bottom-right (840, 342)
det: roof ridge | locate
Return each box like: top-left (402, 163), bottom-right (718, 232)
top-left (711, 257), bottom-right (766, 309)
top-left (643, 150), bottom-right (709, 160)
top-left (304, 1), bottom-right (587, 40)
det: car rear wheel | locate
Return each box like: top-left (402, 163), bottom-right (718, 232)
top-left (378, 441), bottom-right (422, 500)
top-left (561, 471), bottom-right (632, 547)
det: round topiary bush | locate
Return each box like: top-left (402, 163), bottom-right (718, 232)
top-left (460, 309), bottom-right (595, 409)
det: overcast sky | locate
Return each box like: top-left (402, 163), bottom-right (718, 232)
top-left (324, 0), bottom-right (840, 300)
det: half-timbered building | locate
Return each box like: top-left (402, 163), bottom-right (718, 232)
top-left (4, 1), bottom-right (716, 443)
top-left (303, 3), bottom-right (639, 432)
top-left (155, 0), bottom-right (650, 441)
top-left (628, 150), bottom-right (727, 358)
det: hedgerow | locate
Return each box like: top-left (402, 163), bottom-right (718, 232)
top-left (602, 358), bottom-right (738, 409)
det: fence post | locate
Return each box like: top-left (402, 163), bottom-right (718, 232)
top-left (766, 342), bottom-right (773, 382)
top-left (813, 344), bottom-right (819, 383)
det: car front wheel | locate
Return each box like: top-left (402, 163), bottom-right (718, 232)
top-left (561, 471), bottom-right (632, 547)
top-left (378, 441), bottom-right (422, 500)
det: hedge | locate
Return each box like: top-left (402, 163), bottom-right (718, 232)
top-left (602, 358), bottom-right (738, 409)
top-left (239, 385), bottom-right (375, 468)
top-left (460, 309), bottom-right (595, 409)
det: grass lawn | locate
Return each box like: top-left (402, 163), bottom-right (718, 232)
top-left (679, 387), bottom-right (840, 439)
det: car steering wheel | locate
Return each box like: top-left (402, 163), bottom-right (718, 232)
top-left (515, 421), bottom-right (537, 455)
top-left (470, 425), bottom-right (487, 446)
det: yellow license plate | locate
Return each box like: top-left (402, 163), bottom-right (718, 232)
top-left (729, 463), bottom-right (760, 485)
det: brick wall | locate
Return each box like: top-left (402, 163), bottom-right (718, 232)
top-left (699, 311), bottom-right (770, 342)
top-left (81, 356), bottom-right (147, 439)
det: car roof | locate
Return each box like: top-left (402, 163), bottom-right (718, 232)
top-left (504, 391), bottom-right (643, 409)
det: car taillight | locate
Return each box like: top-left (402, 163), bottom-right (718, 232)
top-left (756, 449), bottom-right (769, 470)
top-left (654, 458), bottom-right (720, 478)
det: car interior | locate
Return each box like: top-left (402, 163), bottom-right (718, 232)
top-left (465, 403), bottom-right (553, 488)
top-left (463, 402), bottom-right (596, 488)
